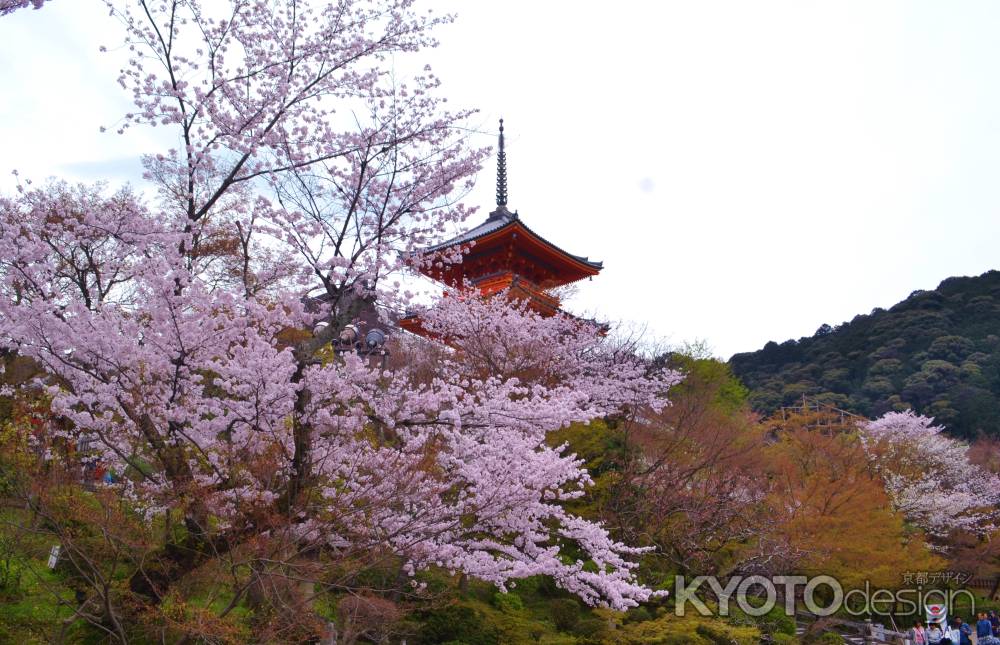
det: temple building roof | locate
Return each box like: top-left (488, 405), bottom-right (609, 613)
top-left (414, 119), bottom-right (602, 290)
top-left (423, 208), bottom-right (603, 273)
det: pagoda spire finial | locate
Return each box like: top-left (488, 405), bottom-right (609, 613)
top-left (496, 118), bottom-right (508, 209)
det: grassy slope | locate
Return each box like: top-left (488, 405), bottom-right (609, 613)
top-left (0, 508), bottom-right (91, 643)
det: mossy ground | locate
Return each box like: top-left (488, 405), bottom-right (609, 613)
top-left (0, 508), bottom-right (93, 643)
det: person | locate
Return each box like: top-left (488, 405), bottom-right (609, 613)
top-left (927, 622), bottom-right (944, 644)
top-left (954, 617), bottom-right (971, 645)
top-left (911, 621), bottom-right (927, 645)
top-left (940, 621), bottom-right (957, 645)
top-left (979, 612), bottom-right (994, 639)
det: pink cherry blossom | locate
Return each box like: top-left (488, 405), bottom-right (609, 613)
top-left (0, 0), bottom-right (48, 16)
top-left (0, 1), bottom-right (680, 610)
top-left (860, 411), bottom-right (1000, 542)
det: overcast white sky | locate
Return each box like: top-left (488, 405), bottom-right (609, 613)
top-left (3, 1), bottom-right (1000, 359)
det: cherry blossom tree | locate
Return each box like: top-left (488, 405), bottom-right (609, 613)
top-left (0, 0), bottom-right (680, 629)
top-left (0, 0), bottom-right (48, 16)
top-left (859, 410), bottom-right (1000, 541)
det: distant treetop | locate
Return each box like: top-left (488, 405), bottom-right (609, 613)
top-left (730, 270), bottom-right (1000, 439)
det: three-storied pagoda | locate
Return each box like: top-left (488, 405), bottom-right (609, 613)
top-left (400, 120), bottom-right (602, 334)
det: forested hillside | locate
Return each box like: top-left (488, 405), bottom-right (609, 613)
top-left (730, 270), bottom-right (1000, 438)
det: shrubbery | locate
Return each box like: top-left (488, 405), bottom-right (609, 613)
top-left (0, 533), bottom-right (24, 599)
top-left (415, 604), bottom-right (500, 645)
top-left (550, 598), bottom-right (582, 632)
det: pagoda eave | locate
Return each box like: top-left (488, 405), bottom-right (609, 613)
top-left (419, 220), bottom-right (600, 289)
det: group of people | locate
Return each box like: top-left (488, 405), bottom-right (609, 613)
top-left (910, 612), bottom-right (1000, 644)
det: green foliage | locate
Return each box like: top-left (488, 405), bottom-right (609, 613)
top-left (624, 605), bottom-right (654, 623)
top-left (0, 518), bottom-right (94, 643)
top-left (442, 597), bottom-right (581, 644)
top-left (0, 447), bottom-right (22, 498)
top-left (400, 574), bottom-right (759, 645)
top-left (730, 270), bottom-right (1000, 438)
top-left (665, 353), bottom-right (750, 414)
top-left (729, 603), bottom-right (796, 636)
top-left (771, 634), bottom-right (800, 645)
top-left (572, 616), bottom-right (610, 642)
top-left (549, 598), bottom-right (582, 632)
top-left (0, 532), bottom-right (24, 599)
top-left (547, 419), bottom-right (632, 521)
top-left (0, 416), bottom-right (33, 499)
top-left (616, 613), bottom-right (761, 645)
top-left (697, 622), bottom-right (758, 644)
top-left (414, 604), bottom-right (500, 645)
top-left (492, 590), bottom-right (524, 613)
top-left (762, 609), bottom-right (797, 636)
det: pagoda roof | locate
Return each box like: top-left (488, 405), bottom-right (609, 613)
top-left (424, 207), bottom-right (603, 273)
top-left (414, 118), bottom-right (602, 290)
